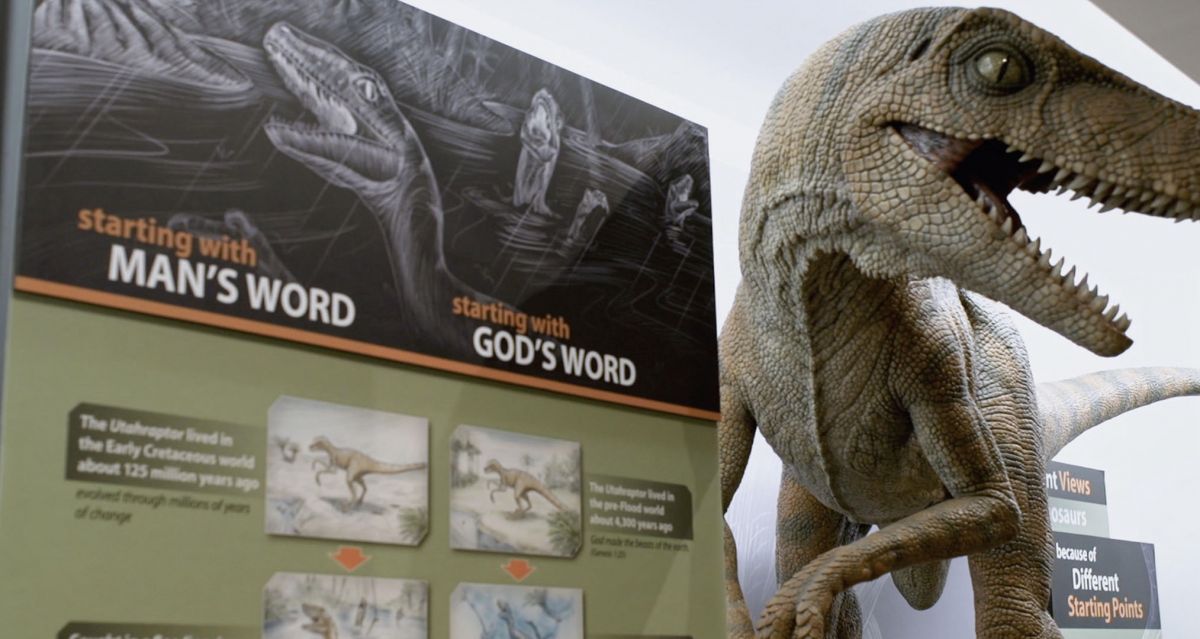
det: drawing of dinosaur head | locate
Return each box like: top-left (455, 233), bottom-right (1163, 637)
top-left (484, 459), bottom-right (502, 474)
top-left (309, 436), bottom-right (331, 451)
top-left (301, 602), bottom-right (328, 621)
top-left (262, 22), bottom-right (429, 198)
top-left (743, 7), bottom-right (1200, 356)
top-left (496, 599), bottom-right (515, 622)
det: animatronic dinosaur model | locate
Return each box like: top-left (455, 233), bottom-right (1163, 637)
top-left (719, 8), bottom-right (1200, 639)
top-left (484, 460), bottom-right (567, 515)
top-left (309, 436), bottom-right (425, 508)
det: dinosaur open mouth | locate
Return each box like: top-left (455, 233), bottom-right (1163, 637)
top-left (895, 123), bottom-right (1132, 334)
top-left (262, 24), bottom-right (400, 182)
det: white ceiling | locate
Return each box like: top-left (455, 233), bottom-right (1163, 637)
top-left (1092, 0), bottom-right (1200, 83)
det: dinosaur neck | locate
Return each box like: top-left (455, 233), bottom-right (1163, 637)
top-left (800, 251), bottom-right (901, 369)
top-left (373, 155), bottom-right (488, 345)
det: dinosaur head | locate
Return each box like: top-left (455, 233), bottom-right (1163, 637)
top-left (262, 22), bottom-right (420, 193)
top-left (309, 436), bottom-right (329, 451)
top-left (747, 8), bottom-right (1200, 356)
top-left (484, 459), bottom-right (502, 474)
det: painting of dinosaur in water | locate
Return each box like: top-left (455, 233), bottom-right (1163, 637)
top-left (15, 0), bottom-right (718, 415)
top-left (450, 425), bottom-right (581, 558)
top-left (266, 396), bottom-right (429, 546)
top-left (449, 583), bottom-right (582, 639)
top-left (264, 572), bottom-right (427, 639)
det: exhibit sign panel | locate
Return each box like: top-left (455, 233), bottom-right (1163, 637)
top-left (1051, 532), bottom-right (1163, 638)
top-left (0, 1), bottom-right (724, 638)
top-left (1046, 461), bottom-right (1110, 536)
top-left (11, 0), bottom-right (718, 420)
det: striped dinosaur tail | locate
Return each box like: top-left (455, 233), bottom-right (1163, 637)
top-left (377, 462), bottom-right (427, 475)
top-left (535, 485), bottom-right (568, 511)
top-left (1039, 367), bottom-right (1200, 460)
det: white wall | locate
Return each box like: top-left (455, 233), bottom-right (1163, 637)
top-left (404, 0), bottom-right (1200, 635)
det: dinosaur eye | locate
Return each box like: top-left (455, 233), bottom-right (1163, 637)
top-left (354, 76), bottom-right (381, 103)
top-left (972, 48), bottom-right (1031, 91)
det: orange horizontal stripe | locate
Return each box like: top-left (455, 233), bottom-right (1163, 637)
top-left (14, 276), bottom-right (720, 422)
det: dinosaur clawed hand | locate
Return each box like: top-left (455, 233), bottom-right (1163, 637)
top-left (756, 561), bottom-right (839, 639)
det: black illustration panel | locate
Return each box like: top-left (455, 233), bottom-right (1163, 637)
top-left (17, 0), bottom-right (718, 416)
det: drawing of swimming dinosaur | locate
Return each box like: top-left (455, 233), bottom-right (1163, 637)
top-left (497, 600), bottom-right (543, 639)
top-left (300, 603), bottom-right (338, 639)
top-left (309, 436), bottom-right (425, 508)
top-left (484, 459), bottom-right (566, 516)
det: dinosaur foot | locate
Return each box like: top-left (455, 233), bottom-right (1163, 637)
top-left (756, 564), bottom-right (838, 639)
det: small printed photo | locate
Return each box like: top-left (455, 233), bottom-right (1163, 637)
top-left (264, 572), bottom-right (428, 639)
top-left (266, 396), bottom-right (429, 546)
top-left (450, 583), bottom-right (583, 639)
top-left (450, 425), bottom-right (582, 558)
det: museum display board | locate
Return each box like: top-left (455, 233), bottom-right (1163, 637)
top-left (0, 1), bottom-right (724, 637)
top-left (1046, 462), bottom-right (1163, 638)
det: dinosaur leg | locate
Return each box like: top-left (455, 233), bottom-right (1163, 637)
top-left (354, 476), bottom-right (368, 507)
top-left (314, 468), bottom-right (336, 486)
top-left (764, 466), bottom-right (868, 639)
top-left (345, 473), bottom-right (360, 507)
top-left (513, 489), bottom-right (531, 516)
top-left (719, 373), bottom-right (757, 639)
top-left (962, 293), bottom-right (1060, 639)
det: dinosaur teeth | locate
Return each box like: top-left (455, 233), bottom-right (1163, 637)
top-left (1053, 168), bottom-right (1072, 184)
top-left (1063, 265), bottom-right (1076, 286)
top-left (1051, 257), bottom-right (1065, 278)
top-left (1037, 160), bottom-right (1056, 174)
top-left (1026, 237), bottom-right (1041, 256)
top-left (1076, 273), bottom-right (1089, 293)
top-left (1104, 304), bottom-right (1120, 321)
top-left (1090, 294), bottom-right (1108, 312)
top-left (1115, 313), bottom-right (1132, 331)
top-left (1001, 217), bottom-right (1013, 234)
top-left (1067, 175), bottom-right (1091, 191)
top-left (1038, 248), bottom-right (1052, 268)
top-left (1018, 152), bottom-right (1036, 163)
top-left (1014, 227), bottom-right (1027, 243)
top-left (1093, 181), bottom-right (1114, 201)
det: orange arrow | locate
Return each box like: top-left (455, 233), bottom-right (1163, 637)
top-left (502, 558), bottom-right (536, 582)
top-left (331, 546), bottom-right (370, 572)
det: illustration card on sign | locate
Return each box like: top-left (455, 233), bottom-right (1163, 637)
top-left (16, 0), bottom-right (717, 418)
top-left (265, 397), bottom-right (429, 546)
top-left (264, 572), bottom-right (428, 639)
top-left (449, 425), bottom-right (582, 558)
top-left (450, 583), bottom-right (583, 639)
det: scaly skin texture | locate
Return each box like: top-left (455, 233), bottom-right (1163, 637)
top-left (721, 8), bottom-right (1200, 639)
